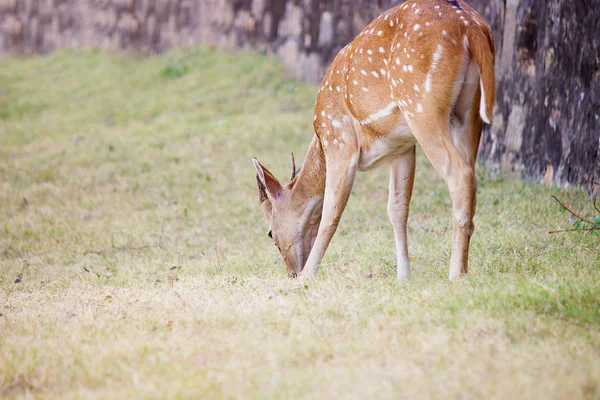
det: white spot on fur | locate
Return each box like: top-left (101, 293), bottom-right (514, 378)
top-left (360, 101), bottom-right (397, 124)
top-left (425, 44), bottom-right (444, 93)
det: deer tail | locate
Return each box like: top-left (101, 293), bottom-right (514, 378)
top-left (468, 26), bottom-right (495, 124)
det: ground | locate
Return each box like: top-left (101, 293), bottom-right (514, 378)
top-left (0, 49), bottom-right (599, 399)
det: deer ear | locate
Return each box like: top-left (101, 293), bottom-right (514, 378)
top-left (253, 158), bottom-right (284, 202)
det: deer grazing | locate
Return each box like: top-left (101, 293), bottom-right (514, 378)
top-left (253, 0), bottom-right (495, 280)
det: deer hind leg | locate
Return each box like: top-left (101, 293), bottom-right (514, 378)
top-left (450, 61), bottom-right (485, 167)
top-left (440, 64), bottom-right (485, 274)
top-left (301, 133), bottom-right (359, 277)
top-left (388, 146), bottom-right (416, 280)
top-left (408, 116), bottom-right (476, 280)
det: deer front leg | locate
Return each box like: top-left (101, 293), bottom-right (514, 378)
top-left (301, 150), bottom-right (359, 277)
top-left (388, 147), bottom-right (416, 280)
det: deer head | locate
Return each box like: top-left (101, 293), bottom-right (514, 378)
top-left (252, 154), bottom-right (324, 277)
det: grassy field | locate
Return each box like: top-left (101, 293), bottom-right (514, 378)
top-left (0, 48), bottom-right (599, 399)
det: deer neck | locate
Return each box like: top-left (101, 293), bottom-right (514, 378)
top-left (290, 135), bottom-right (326, 204)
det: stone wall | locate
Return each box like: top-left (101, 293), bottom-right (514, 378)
top-left (468, 0), bottom-right (599, 191)
top-left (0, 0), bottom-right (202, 53)
top-left (0, 0), bottom-right (598, 190)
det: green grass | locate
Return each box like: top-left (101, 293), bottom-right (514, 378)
top-left (0, 48), bottom-right (599, 399)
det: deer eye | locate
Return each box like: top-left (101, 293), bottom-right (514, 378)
top-left (268, 230), bottom-right (273, 239)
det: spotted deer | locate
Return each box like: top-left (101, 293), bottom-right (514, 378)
top-left (253, 0), bottom-right (495, 280)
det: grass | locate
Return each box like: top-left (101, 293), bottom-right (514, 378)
top-left (0, 48), bottom-right (599, 399)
